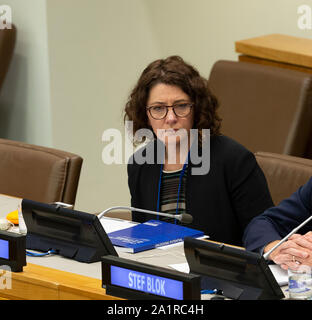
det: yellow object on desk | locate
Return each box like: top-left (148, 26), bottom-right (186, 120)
top-left (6, 209), bottom-right (19, 225)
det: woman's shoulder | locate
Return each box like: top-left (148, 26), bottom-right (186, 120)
top-left (127, 140), bottom-right (158, 164)
top-left (127, 144), bottom-right (146, 175)
top-left (209, 135), bottom-right (259, 178)
top-left (211, 135), bottom-right (252, 158)
top-left (127, 140), bottom-right (162, 177)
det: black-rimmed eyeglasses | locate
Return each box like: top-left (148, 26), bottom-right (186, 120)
top-left (146, 103), bottom-right (193, 120)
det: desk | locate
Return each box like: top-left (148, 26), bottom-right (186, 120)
top-left (0, 195), bottom-right (287, 300)
top-left (0, 263), bottom-right (119, 300)
top-left (235, 34), bottom-right (312, 74)
top-left (0, 249), bottom-right (187, 300)
top-left (0, 194), bottom-right (187, 300)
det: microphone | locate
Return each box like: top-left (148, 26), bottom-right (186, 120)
top-left (263, 214), bottom-right (312, 260)
top-left (97, 206), bottom-right (193, 224)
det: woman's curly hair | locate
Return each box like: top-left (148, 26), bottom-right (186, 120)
top-left (124, 56), bottom-right (222, 145)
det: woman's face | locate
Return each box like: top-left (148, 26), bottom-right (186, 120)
top-left (146, 83), bottom-right (194, 149)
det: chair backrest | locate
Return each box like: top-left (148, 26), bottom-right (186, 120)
top-left (255, 151), bottom-right (312, 206)
top-left (208, 60), bottom-right (312, 159)
top-left (0, 24), bottom-right (16, 91)
top-left (0, 139), bottom-right (83, 206)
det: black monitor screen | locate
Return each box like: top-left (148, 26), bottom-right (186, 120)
top-left (184, 237), bottom-right (284, 300)
top-left (22, 199), bottom-right (117, 263)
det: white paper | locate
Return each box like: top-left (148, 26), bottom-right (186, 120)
top-left (100, 216), bottom-right (137, 234)
top-left (269, 264), bottom-right (288, 286)
top-left (169, 262), bottom-right (190, 273)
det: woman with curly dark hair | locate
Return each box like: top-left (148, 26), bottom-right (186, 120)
top-left (124, 56), bottom-right (273, 246)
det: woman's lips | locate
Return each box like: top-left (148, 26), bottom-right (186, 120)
top-left (164, 129), bottom-right (179, 133)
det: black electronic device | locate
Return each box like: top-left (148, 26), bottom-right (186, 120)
top-left (0, 230), bottom-right (26, 272)
top-left (184, 237), bottom-right (285, 300)
top-left (22, 199), bottom-right (117, 263)
top-left (102, 255), bottom-right (201, 300)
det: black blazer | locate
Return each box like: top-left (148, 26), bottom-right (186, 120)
top-left (127, 135), bottom-right (273, 246)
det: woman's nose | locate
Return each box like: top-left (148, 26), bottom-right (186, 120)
top-left (165, 107), bottom-right (178, 122)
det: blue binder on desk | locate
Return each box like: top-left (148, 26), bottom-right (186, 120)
top-left (107, 220), bottom-right (204, 253)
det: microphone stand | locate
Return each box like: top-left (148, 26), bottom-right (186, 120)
top-left (97, 206), bottom-right (193, 224)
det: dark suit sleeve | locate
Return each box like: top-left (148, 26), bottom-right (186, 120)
top-left (243, 178), bottom-right (312, 252)
top-left (224, 144), bottom-right (274, 232)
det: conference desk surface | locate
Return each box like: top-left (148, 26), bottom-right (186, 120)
top-left (0, 195), bottom-right (289, 301)
top-left (0, 195), bottom-right (188, 300)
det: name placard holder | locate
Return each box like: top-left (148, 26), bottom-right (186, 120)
top-left (0, 230), bottom-right (26, 272)
top-left (101, 255), bottom-right (201, 300)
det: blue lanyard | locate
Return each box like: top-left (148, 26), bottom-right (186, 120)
top-left (156, 153), bottom-right (189, 223)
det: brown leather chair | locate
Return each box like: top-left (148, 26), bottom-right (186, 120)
top-left (0, 138), bottom-right (83, 205)
top-left (255, 151), bottom-right (312, 206)
top-left (209, 60), bottom-right (312, 159)
top-left (0, 24), bottom-right (16, 91)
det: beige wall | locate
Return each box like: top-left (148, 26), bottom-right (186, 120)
top-left (144, 0), bottom-right (312, 77)
top-left (1, 0), bottom-right (312, 212)
top-left (0, 0), bottom-right (52, 146)
top-left (46, 0), bottom-right (161, 212)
